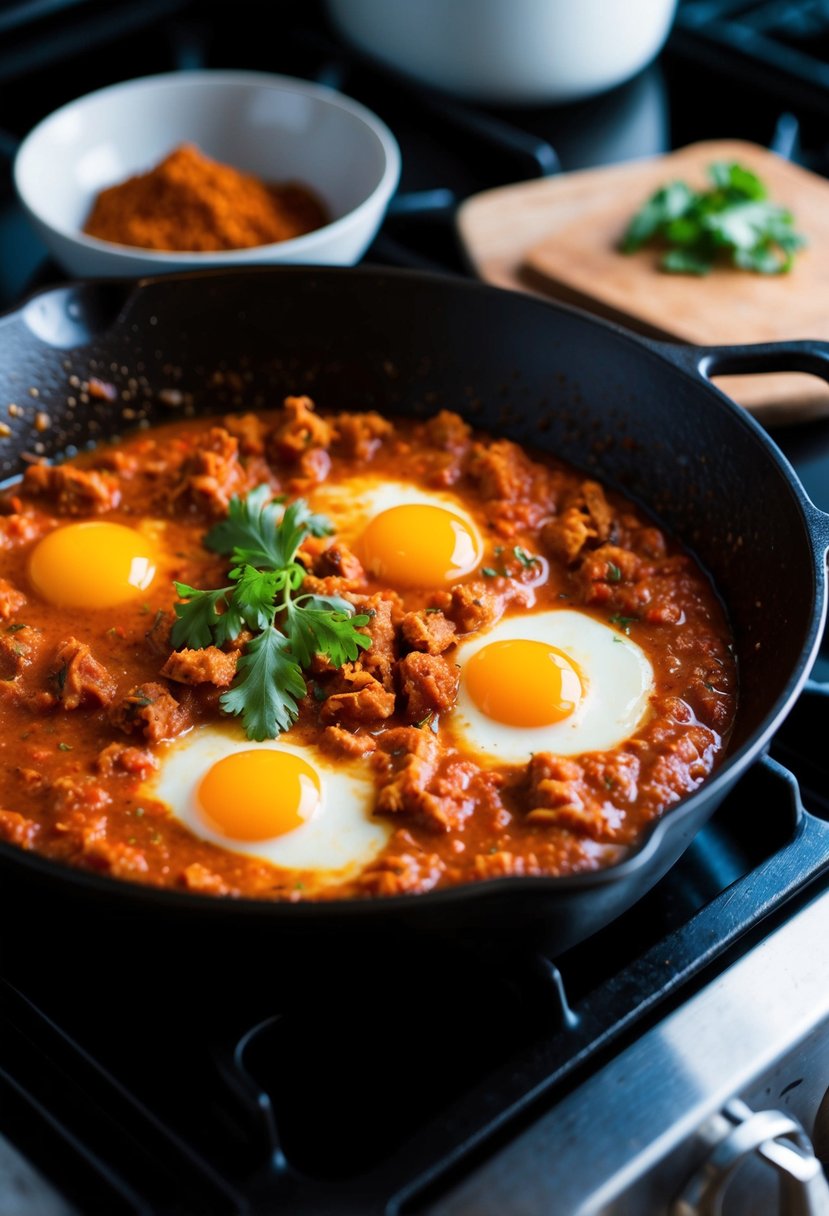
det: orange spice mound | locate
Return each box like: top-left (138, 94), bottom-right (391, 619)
top-left (83, 143), bottom-right (329, 252)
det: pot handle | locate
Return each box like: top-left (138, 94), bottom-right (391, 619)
top-left (649, 338), bottom-right (829, 552)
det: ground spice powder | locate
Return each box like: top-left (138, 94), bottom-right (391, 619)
top-left (83, 144), bottom-right (329, 252)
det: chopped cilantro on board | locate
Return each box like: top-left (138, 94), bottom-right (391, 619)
top-left (620, 161), bottom-right (806, 275)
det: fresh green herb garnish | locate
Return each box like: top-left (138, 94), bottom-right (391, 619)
top-left (481, 567), bottom-right (498, 578)
top-left (6, 622), bottom-right (27, 633)
top-left (57, 742), bottom-right (72, 751)
top-left (620, 161), bottom-right (806, 275)
top-left (609, 613), bottom-right (638, 635)
top-left (513, 545), bottom-right (540, 568)
top-left (172, 487), bottom-right (370, 741)
top-left (607, 561), bottom-right (622, 583)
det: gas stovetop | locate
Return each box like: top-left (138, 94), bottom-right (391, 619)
top-left (1, 4), bottom-right (828, 1215)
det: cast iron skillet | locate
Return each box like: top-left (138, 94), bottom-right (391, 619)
top-left (0, 266), bottom-right (827, 955)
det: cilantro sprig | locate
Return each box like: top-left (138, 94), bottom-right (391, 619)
top-left (172, 487), bottom-right (370, 740)
top-left (620, 161), bottom-right (806, 276)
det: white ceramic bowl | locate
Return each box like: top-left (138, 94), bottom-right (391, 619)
top-left (328, 0), bottom-right (678, 106)
top-left (13, 70), bottom-right (401, 277)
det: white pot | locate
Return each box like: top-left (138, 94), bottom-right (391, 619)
top-left (327, 0), bottom-right (678, 106)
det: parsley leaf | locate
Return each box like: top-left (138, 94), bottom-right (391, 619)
top-left (285, 596), bottom-right (371, 669)
top-left (171, 488), bottom-right (369, 740)
top-left (620, 161), bottom-right (806, 276)
top-left (220, 626), bottom-right (306, 740)
top-left (171, 584), bottom-right (232, 649)
top-left (204, 489), bottom-right (335, 571)
top-left (204, 485), bottom-right (285, 567)
top-left (228, 566), bottom-right (281, 631)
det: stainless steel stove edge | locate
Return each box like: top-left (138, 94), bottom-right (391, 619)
top-left (427, 888), bottom-right (829, 1216)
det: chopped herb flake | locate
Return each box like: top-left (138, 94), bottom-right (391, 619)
top-left (609, 613), bottom-right (638, 635)
top-left (57, 741), bottom-right (72, 751)
top-left (482, 567), bottom-right (498, 578)
top-left (607, 561), bottom-right (622, 583)
top-left (513, 545), bottom-right (540, 567)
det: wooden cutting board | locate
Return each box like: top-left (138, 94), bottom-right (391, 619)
top-left (457, 140), bottom-right (829, 424)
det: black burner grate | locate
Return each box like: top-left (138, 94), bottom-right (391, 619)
top-left (675, 0), bottom-right (829, 115)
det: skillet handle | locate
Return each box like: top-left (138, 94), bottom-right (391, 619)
top-left (650, 336), bottom-right (829, 383)
top-left (649, 337), bottom-right (829, 552)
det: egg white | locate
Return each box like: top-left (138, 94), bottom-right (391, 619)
top-left (448, 609), bottom-right (655, 763)
top-left (145, 728), bottom-right (390, 878)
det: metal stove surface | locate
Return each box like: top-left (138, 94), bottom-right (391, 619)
top-left (0, 3), bottom-right (828, 1214)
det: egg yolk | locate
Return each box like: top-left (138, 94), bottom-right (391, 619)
top-left (464, 638), bottom-right (584, 727)
top-left (359, 503), bottom-right (482, 587)
top-left (197, 750), bottom-right (321, 841)
top-left (29, 521), bottom-right (157, 609)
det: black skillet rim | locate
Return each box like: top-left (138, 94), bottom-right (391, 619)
top-left (0, 264), bottom-right (825, 917)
